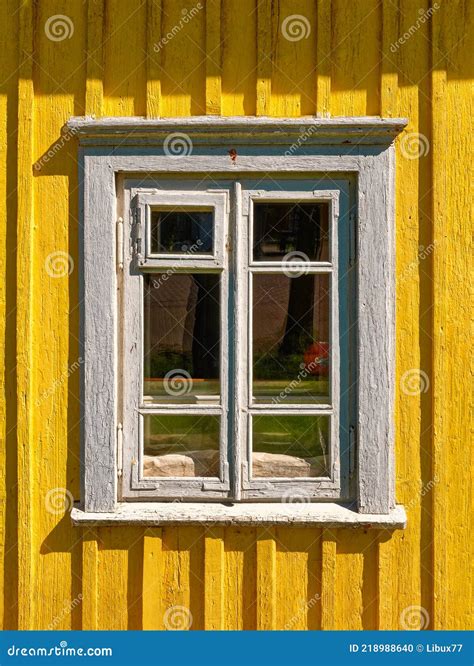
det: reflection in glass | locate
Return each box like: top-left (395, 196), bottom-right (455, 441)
top-left (252, 274), bottom-right (330, 403)
top-left (143, 414), bottom-right (220, 477)
top-left (151, 209), bottom-right (213, 254)
top-left (252, 415), bottom-right (329, 477)
top-left (253, 202), bottom-right (329, 262)
top-left (143, 273), bottom-right (220, 403)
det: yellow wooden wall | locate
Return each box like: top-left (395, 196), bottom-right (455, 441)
top-left (0, 0), bottom-right (472, 630)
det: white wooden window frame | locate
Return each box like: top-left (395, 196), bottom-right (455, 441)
top-left (134, 190), bottom-right (227, 268)
top-left (123, 185), bottom-right (231, 499)
top-left (70, 116), bottom-right (407, 527)
top-left (239, 188), bottom-right (343, 501)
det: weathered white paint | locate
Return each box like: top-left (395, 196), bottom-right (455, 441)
top-left (77, 116), bottom-right (403, 517)
top-left (71, 502), bottom-right (407, 528)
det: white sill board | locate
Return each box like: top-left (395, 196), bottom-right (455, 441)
top-left (71, 502), bottom-right (406, 529)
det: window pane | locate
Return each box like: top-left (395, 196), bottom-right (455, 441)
top-left (252, 274), bottom-right (330, 403)
top-left (253, 202), bottom-right (329, 262)
top-left (252, 415), bottom-right (329, 478)
top-left (143, 414), bottom-right (220, 477)
top-left (143, 273), bottom-right (220, 403)
top-left (150, 209), bottom-right (213, 254)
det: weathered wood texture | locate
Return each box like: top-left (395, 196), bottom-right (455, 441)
top-left (0, 0), bottom-right (471, 630)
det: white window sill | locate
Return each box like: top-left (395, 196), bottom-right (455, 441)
top-left (71, 502), bottom-right (406, 529)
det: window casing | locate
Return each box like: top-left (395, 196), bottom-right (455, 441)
top-left (73, 116), bottom-right (407, 519)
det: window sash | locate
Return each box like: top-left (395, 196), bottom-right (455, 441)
top-left (121, 186), bottom-right (231, 499)
top-left (121, 179), bottom-right (354, 502)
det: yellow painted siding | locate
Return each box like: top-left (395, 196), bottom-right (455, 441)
top-left (0, 0), bottom-right (472, 631)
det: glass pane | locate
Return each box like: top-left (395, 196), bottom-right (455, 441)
top-left (150, 209), bottom-right (213, 254)
top-left (252, 274), bottom-right (330, 403)
top-left (252, 415), bottom-right (329, 478)
top-left (143, 414), bottom-right (220, 477)
top-left (253, 202), bottom-right (329, 262)
top-left (143, 273), bottom-right (220, 403)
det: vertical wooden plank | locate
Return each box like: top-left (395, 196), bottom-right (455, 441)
top-left (33, 0), bottom-right (86, 629)
top-left (330, 0), bottom-right (381, 115)
top-left (142, 528), bottom-right (163, 630)
top-left (321, 529), bottom-right (336, 630)
top-left (16, 0), bottom-right (35, 631)
top-left (256, 0), bottom-right (272, 115)
top-left (431, 0), bottom-right (472, 631)
top-left (333, 530), bottom-right (378, 630)
top-left (161, 527), bottom-right (202, 630)
top-left (206, 0), bottom-right (222, 114)
top-left (256, 527), bottom-right (276, 630)
top-left (86, 0), bottom-right (104, 116)
top-left (223, 527), bottom-right (256, 630)
top-left (0, 0), bottom-right (19, 630)
top-left (275, 528), bottom-right (321, 630)
top-left (204, 528), bottom-right (224, 629)
top-left (146, 0), bottom-right (162, 118)
top-left (316, 0), bottom-right (331, 117)
top-left (271, 0), bottom-right (317, 116)
top-left (380, 0), bottom-right (398, 117)
top-left (221, 0), bottom-right (257, 115)
top-left (390, 0), bottom-right (433, 629)
top-left (96, 528), bottom-right (129, 630)
top-left (81, 532), bottom-right (99, 630)
top-left (103, 0), bottom-right (147, 116)
top-left (160, 0), bottom-right (206, 116)
top-left (378, 0), bottom-right (399, 630)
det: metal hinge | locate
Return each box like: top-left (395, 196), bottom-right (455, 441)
top-left (116, 217), bottom-right (124, 270)
top-left (117, 423), bottom-right (123, 478)
top-left (131, 202), bottom-right (143, 263)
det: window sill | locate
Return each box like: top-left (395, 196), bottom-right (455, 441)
top-left (71, 502), bottom-right (406, 529)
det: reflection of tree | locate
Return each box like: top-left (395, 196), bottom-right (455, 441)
top-left (191, 275), bottom-right (220, 379)
top-left (280, 206), bottom-right (321, 356)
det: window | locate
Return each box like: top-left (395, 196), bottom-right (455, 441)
top-left (72, 117), bottom-right (407, 526)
